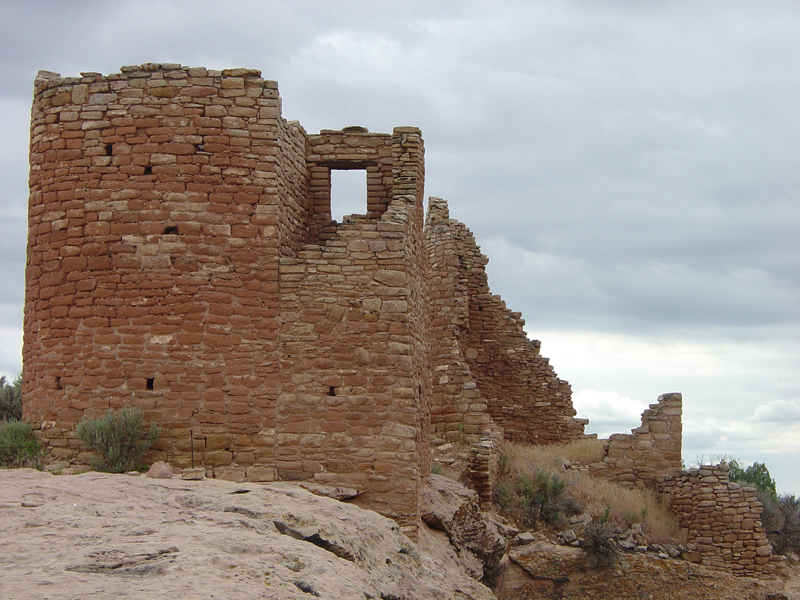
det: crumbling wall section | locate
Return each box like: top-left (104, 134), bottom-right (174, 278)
top-left (590, 393), bottom-right (683, 489)
top-left (424, 198), bottom-right (585, 445)
top-left (660, 464), bottom-right (781, 578)
top-left (468, 430), bottom-right (504, 510)
top-left (459, 226), bottom-right (584, 445)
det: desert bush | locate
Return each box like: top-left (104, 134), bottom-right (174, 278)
top-left (0, 374), bottom-right (22, 422)
top-left (499, 469), bottom-right (569, 527)
top-left (76, 405), bottom-right (160, 473)
top-left (580, 521), bottom-right (620, 567)
top-left (0, 420), bottom-right (41, 468)
top-left (761, 493), bottom-right (800, 555)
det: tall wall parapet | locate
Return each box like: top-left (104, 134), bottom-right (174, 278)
top-left (425, 198), bottom-right (585, 445)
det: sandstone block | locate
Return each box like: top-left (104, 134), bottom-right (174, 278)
top-left (146, 461), bottom-right (173, 479)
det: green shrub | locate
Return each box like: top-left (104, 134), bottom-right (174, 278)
top-left (76, 405), bottom-right (160, 473)
top-left (504, 469), bottom-right (568, 527)
top-left (0, 374), bottom-right (22, 422)
top-left (728, 460), bottom-right (777, 498)
top-left (0, 420), bottom-right (41, 468)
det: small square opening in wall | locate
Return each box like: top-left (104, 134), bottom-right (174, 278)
top-left (330, 169), bottom-right (367, 222)
top-left (146, 378), bottom-right (155, 391)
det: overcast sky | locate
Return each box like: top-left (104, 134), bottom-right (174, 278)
top-left (1, 1), bottom-right (798, 491)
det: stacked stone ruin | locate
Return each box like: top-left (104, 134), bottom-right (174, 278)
top-left (23, 64), bottom-right (584, 536)
top-left (589, 392), bottom-right (683, 489)
top-left (23, 64), bottom-right (776, 572)
top-left (660, 464), bottom-right (783, 577)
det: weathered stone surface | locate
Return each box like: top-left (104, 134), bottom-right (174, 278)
top-left (180, 467), bottom-right (204, 480)
top-left (0, 469), bottom-right (494, 600)
top-left (420, 474), bottom-right (506, 583)
top-left (495, 545), bottom-right (786, 600)
top-left (508, 540), bottom-right (586, 579)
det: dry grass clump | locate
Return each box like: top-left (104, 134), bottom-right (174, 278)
top-left (501, 438), bottom-right (606, 474)
top-left (498, 441), bottom-right (680, 545)
top-left (565, 473), bottom-right (679, 544)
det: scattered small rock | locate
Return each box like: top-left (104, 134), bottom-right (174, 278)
top-left (146, 461), bottom-right (173, 479)
top-left (515, 531), bottom-right (537, 546)
top-left (557, 529), bottom-right (577, 545)
top-left (570, 513), bottom-right (592, 526)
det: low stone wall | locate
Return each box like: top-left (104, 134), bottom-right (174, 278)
top-left (659, 464), bottom-right (781, 578)
top-left (589, 393), bottom-right (682, 489)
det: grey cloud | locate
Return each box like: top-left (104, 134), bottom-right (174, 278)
top-left (753, 400), bottom-right (800, 423)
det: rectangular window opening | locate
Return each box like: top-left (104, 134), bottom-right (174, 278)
top-left (330, 169), bottom-right (367, 223)
top-left (146, 378), bottom-right (155, 391)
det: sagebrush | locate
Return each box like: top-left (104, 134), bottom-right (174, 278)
top-left (580, 521), bottom-right (620, 567)
top-left (76, 405), bottom-right (160, 473)
top-left (0, 420), bottom-right (41, 468)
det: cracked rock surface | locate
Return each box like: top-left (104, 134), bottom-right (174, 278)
top-left (0, 469), bottom-right (494, 600)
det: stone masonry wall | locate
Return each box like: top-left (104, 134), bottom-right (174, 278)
top-left (275, 128), bottom-right (429, 534)
top-left (305, 128), bottom-right (394, 244)
top-left (660, 464), bottom-right (781, 578)
top-left (25, 65), bottom-right (291, 479)
top-left (425, 200), bottom-right (586, 445)
top-left (590, 393), bottom-right (683, 489)
top-left (23, 65), bottom-right (434, 533)
top-left (425, 198), bottom-right (492, 441)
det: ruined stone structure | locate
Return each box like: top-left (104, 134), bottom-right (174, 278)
top-left (23, 64), bottom-right (775, 574)
top-left (660, 464), bottom-right (783, 577)
top-left (24, 64), bottom-right (585, 535)
top-left (589, 392), bottom-right (683, 489)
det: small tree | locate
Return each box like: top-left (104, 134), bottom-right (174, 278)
top-left (0, 374), bottom-right (23, 422)
top-left (76, 405), bottom-right (160, 473)
top-left (760, 493), bottom-right (800, 555)
top-left (727, 459), bottom-right (777, 498)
